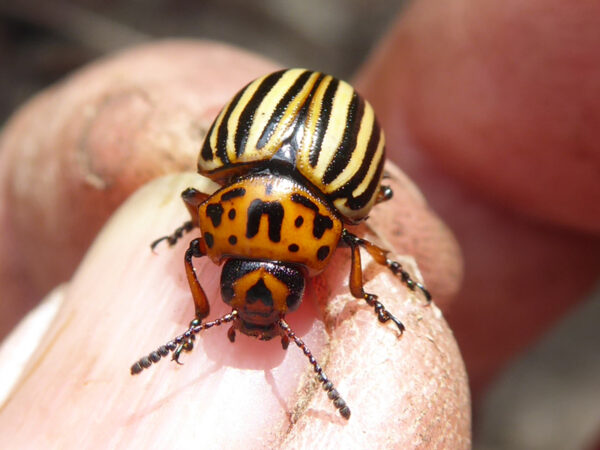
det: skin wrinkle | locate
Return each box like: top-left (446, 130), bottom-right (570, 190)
top-left (76, 87), bottom-right (154, 190)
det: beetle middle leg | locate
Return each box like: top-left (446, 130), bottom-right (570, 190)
top-left (151, 188), bottom-right (210, 250)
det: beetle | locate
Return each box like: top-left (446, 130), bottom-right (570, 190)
top-left (130, 68), bottom-right (431, 420)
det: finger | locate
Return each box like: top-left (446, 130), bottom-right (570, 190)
top-left (356, 0), bottom-right (600, 397)
top-left (0, 173), bottom-right (470, 448)
top-left (357, 0), bottom-right (600, 233)
top-left (0, 40), bottom-right (280, 338)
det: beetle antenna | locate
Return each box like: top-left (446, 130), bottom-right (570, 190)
top-left (278, 318), bottom-right (351, 420)
top-left (130, 311), bottom-right (238, 375)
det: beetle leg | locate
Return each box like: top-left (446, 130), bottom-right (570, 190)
top-left (184, 238), bottom-right (211, 321)
top-left (168, 237), bottom-right (212, 361)
top-left (342, 229), bottom-right (431, 306)
top-left (150, 188), bottom-right (210, 250)
top-left (277, 318), bottom-right (351, 420)
top-left (375, 184), bottom-right (393, 204)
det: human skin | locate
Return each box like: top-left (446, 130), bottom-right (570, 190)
top-left (2, 0), bottom-right (599, 445)
top-left (0, 43), bottom-right (469, 447)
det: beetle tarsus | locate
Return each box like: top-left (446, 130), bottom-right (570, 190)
top-left (386, 259), bottom-right (432, 305)
top-left (150, 220), bottom-right (195, 251)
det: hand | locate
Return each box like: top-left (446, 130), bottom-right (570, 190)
top-left (0, 42), bottom-right (468, 447)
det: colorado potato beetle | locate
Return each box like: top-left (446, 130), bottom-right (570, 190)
top-left (130, 68), bottom-right (431, 420)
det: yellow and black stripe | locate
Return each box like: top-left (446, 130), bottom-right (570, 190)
top-left (198, 68), bottom-right (385, 223)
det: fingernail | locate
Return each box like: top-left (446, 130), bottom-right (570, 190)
top-left (0, 284), bottom-right (65, 407)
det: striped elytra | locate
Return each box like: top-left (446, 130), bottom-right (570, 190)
top-left (198, 68), bottom-right (385, 224)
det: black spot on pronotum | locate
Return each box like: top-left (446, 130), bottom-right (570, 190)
top-left (291, 194), bottom-right (333, 238)
top-left (295, 216), bottom-right (304, 227)
top-left (206, 204), bottom-right (224, 227)
top-left (221, 188), bottom-right (246, 202)
top-left (288, 244), bottom-right (299, 252)
top-left (291, 193), bottom-right (318, 212)
top-left (246, 199), bottom-right (284, 242)
top-left (313, 215), bottom-right (333, 239)
top-left (228, 235), bottom-right (237, 245)
top-left (204, 232), bottom-right (214, 248)
top-left (317, 245), bottom-right (330, 261)
top-left (228, 209), bottom-right (236, 220)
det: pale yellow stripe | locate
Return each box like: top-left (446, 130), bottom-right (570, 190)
top-left (224, 77), bottom-right (265, 163)
top-left (263, 71), bottom-right (321, 155)
top-left (296, 75), bottom-right (333, 169)
top-left (313, 80), bottom-right (355, 181)
top-left (325, 102), bottom-right (375, 192)
top-left (242, 69), bottom-right (309, 161)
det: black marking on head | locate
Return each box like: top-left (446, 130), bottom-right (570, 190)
top-left (204, 232), bottom-right (214, 248)
top-left (246, 199), bottom-right (284, 242)
top-left (291, 194), bottom-right (333, 238)
top-left (246, 278), bottom-right (274, 307)
top-left (228, 235), bottom-right (237, 245)
top-left (206, 204), bottom-right (224, 227)
top-left (295, 216), bottom-right (304, 227)
top-left (221, 259), bottom-right (305, 313)
top-left (221, 188), bottom-right (246, 202)
top-left (288, 244), bottom-right (299, 252)
top-left (317, 245), bottom-right (330, 261)
top-left (228, 209), bottom-right (236, 220)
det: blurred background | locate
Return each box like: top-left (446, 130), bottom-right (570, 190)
top-left (0, 1), bottom-right (598, 448)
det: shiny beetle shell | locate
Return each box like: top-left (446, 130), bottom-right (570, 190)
top-left (198, 68), bottom-right (386, 223)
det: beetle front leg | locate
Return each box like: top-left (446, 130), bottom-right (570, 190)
top-left (151, 188), bottom-right (210, 250)
top-left (174, 237), bottom-right (211, 363)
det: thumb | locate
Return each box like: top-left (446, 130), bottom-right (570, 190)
top-left (0, 172), bottom-right (469, 448)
